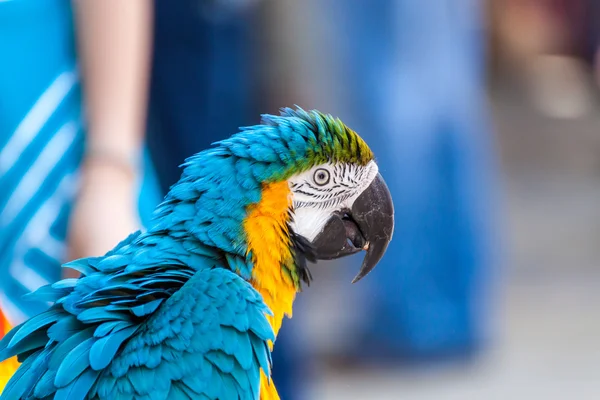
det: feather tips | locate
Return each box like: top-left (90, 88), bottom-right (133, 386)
top-left (89, 326), bottom-right (137, 371)
top-left (95, 268), bottom-right (273, 400)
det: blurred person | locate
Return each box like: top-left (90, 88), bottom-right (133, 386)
top-left (322, 0), bottom-right (501, 364)
top-left (0, 0), bottom-right (161, 380)
top-left (268, 1), bottom-right (502, 393)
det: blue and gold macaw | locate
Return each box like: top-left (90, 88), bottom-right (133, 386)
top-left (0, 107), bottom-right (394, 400)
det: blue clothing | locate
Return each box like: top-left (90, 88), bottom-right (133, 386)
top-left (0, 0), bottom-right (161, 324)
top-left (147, 0), bottom-right (260, 192)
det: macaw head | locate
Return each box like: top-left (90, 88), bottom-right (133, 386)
top-left (157, 107), bottom-right (393, 309)
top-left (280, 115), bottom-right (394, 285)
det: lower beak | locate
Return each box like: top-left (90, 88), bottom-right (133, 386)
top-left (311, 173), bottom-right (394, 283)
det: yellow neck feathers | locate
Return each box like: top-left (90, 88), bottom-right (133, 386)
top-left (244, 180), bottom-right (298, 336)
top-left (243, 180), bottom-right (298, 400)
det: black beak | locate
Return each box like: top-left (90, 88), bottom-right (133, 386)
top-left (311, 173), bottom-right (394, 283)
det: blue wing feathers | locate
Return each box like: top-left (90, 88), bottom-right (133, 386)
top-left (125, 366), bottom-right (156, 395)
top-left (102, 268), bottom-right (272, 400)
top-left (93, 320), bottom-right (129, 338)
top-left (88, 326), bottom-right (137, 371)
top-left (61, 259), bottom-right (98, 277)
top-left (5, 347), bottom-right (51, 400)
top-left (54, 369), bottom-right (100, 400)
top-left (205, 351), bottom-right (235, 374)
top-left (8, 309), bottom-right (63, 349)
top-left (130, 299), bottom-right (164, 317)
top-left (76, 309), bottom-right (130, 324)
top-left (47, 316), bottom-right (85, 342)
top-left (169, 383), bottom-right (196, 400)
top-left (33, 369), bottom-right (57, 398)
top-left (50, 279), bottom-right (79, 290)
top-left (1, 349), bottom-right (41, 400)
top-left (230, 359), bottom-right (252, 393)
top-left (0, 235), bottom-right (273, 400)
top-left (250, 335), bottom-right (272, 381)
top-left (54, 337), bottom-right (95, 386)
top-left (48, 328), bottom-right (94, 371)
top-left (233, 333), bottom-right (254, 370)
top-left (0, 322), bottom-right (23, 357)
top-left (0, 330), bottom-right (47, 362)
top-left (23, 285), bottom-right (71, 303)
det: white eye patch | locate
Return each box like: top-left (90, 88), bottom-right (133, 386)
top-left (287, 161), bottom-right (379, 240)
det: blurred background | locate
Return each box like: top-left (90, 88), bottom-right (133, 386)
top-left (1, 0), bottom-right (599, 398)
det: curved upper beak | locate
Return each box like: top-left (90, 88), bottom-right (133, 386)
top-left (311, 173), bottom-right (394, 283)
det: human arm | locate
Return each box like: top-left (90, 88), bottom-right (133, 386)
top-left (67, 0), bottom-right (153, 264)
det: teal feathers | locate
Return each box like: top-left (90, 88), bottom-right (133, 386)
top-left (0, 231), bottom-right (272, 400)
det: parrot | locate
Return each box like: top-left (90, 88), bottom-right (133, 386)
top-left (0, 107), bottom-right (394, 400)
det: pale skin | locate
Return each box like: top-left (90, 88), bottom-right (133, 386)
top-left (67, 0), bottom-right (153, 273)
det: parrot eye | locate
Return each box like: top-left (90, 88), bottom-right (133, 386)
top-left (313, 168), bottom-right (330, 186)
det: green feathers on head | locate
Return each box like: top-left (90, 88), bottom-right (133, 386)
top-left (284, 107), bottom-right (372, 161)
top-left (274, 107), bottom-right (374, 177)
top-left (183, 106), bottom-right (374, 185)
